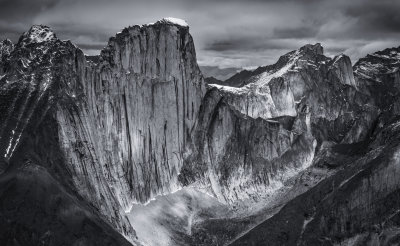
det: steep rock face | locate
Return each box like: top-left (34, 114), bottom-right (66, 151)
top-left (354, 46), bottom-right (400, 112)
top-left (180, 44), bottom-right (378, 204)
top-left (180, 88), bottom-right (316, 203)
top-left (209, 44), bottom-right (375, 132)
top-left (231, 120), bottom-right (400, 246)
top-left (231, 46), bottom-right (400, 246)
top-left (54, 19), bottom-right (205, 240)
top-left (0, 25), bottom-right (137, 244)
top-left (0, 19), bottom-right (205, 244)
top-left (56, 19), bottom-right (205, 212)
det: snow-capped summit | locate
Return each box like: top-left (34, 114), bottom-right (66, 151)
top-left (207, 43), bottom-right (359, 121)
top-left (157, 17), bottom-right (189, 27)
top-left (19, 25), bottom-right (57, 46)
top-left (210, 43), bottom-right (329, 91)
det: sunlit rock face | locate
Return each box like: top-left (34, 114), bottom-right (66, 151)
top-left (207, 44), bottom-right (377, 144)
top-left (63, 20), bottom-right (205, 206)
top-left (180, 43), bottom-right (379, 204)
top-left (230, 46), bottom-right (400, 246)
top-left (231, 118), bottom-right (400, 246)
top-left (55, 20), bottom-right (205, 239)
top-left (0, 20), bottom-right (205, 244)
top-left (180, 88), bottom-right (316, 203)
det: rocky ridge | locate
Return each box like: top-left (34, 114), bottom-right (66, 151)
top-left (0, 17), bottom-right (400, 246)
top-left (0, 18), bottom-right (205, 244)
top-left (179, 43), bottom-right (378, 205)
top-left (231, 46), bottom-right (400, 245)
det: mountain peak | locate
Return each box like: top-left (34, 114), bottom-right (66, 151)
top-left (156, 17), bottom-right (189, 27)
top-left (0, 39), bottom-right (14, 57)
top-left (1, 39), bottom-right (13, 46)
top-left (354, 45), bottom-right (400, 79)
top-left (19, 25), bottom-right (57, 46)
top-left (299, 43), bottom-right (323, 56)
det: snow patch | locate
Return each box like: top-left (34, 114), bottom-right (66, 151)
top-left (160, 17), bottom-right (189, 27)
top-left (4, 130), bottom-right (15, 158)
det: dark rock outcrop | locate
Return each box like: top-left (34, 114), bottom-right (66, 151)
top-left (0, 25), bottom-right (138, 244)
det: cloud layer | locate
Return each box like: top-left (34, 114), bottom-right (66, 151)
top-left (1, 0), bottom-right (399, 68)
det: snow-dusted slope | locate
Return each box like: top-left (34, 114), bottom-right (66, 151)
top-left (19, 25), bottom-right (57, 46)
top-left (180, 43), bottom-right (379, 204)
top-left (159, 17), bottom-right (189, 27)
top-left (354, 46), bottom-right (400, 81)
top-left (353, 46), bottom-right (400, 114)
top-left (209, 44), bottom-right (361, 120)
top-left (232, 48), bottom-right (400, 245)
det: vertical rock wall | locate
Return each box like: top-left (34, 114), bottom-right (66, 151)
top-left (0, 21), bottom-right (206, 243)
top-left (55, 21), bottom-right (206, 215)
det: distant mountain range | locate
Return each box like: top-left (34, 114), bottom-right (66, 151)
top-left (200, 65), bottom-right (241, 81)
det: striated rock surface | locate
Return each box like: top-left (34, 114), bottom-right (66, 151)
top-left (230, 46), bottom-right (400, 246)
top-left (231, 121), bottom-right (400, 246)
top-left (180, 87), bottom-right (316, 203)
top-left (0, 25), bottom-right (138, 244)
top-left (0, 19), bottom-right (205, 244)
top-left (354, 46), bottom-right (400, 112)
top-left (179, 43), bottom-right (379, 205)
top-left (60, 18), bottom-right (206, 210)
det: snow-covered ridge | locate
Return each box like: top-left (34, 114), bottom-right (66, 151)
top-left (209, 49), bottom-right (301, 93)
top-left (20, 25), bottom-right (57, 45)
top-left (354, 46), bottom-right (400, 78)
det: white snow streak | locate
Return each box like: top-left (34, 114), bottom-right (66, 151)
top-left (162, 17), bottom-right (189, 27)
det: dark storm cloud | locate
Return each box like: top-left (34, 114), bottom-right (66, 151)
top-left (0, 0), bottom-right (59, 19)
top-left (273, 26), bottom-right (319, 39)
top-left (205, 38), bottom-right (301, 52)
top-left (344, 1), bottom-right (400, 34)
top-left (0, 0), bottom-right (398, 68)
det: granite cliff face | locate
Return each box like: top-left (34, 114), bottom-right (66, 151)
top-left (179, 43), bottom-right (378, 205)
top-left (0, 19), bottom-right (205, 245)
top-left (57, 18), bottom-right (205, 211)
top-left (0, 25), bottom-right (136, 244)
top-left (231, 47), bottom-right (400, 246)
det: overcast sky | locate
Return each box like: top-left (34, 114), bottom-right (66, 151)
top-left (1, 0), bottom-right (399, 69)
